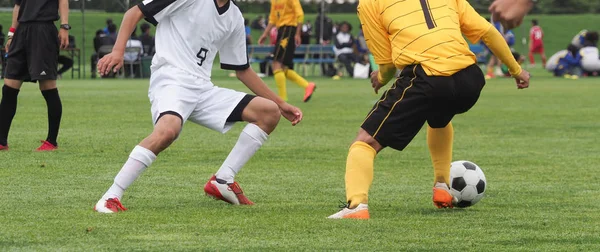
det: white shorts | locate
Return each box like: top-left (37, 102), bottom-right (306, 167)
top-left (148, 66), bottom-right (247, 133)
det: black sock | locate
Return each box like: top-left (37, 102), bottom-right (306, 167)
top-left (41, 88), bottom-right (62, 146)
top-left (0, 85), bottom-right (20, 146)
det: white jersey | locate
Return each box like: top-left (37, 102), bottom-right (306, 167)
top-left (138, 0), bottom-right (248, 85)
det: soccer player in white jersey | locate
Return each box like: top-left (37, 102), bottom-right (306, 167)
top-left (94, 0), bottom-right (303, 213)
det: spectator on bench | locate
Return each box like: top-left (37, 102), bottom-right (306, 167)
top-left (91, 29), bottom-right (116, 78)
top-left (334, 22), bottom-right (357, 78)
top-left (139, 23), bottom-right (155, 56)
top-left (124, 28), bottom-right (144, 78)
top-left (57, 35), bottom-right (76, 79)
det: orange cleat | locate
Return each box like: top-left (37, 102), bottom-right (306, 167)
top-left (36, 140), bottom-right (57, 151)
top-left (303, 82), bottom-right (316, 102)
top-left (433, 182), bottom-right (455, 209)
top-left (0, 144), bottom-right (8, 151)
top-left (94, 198), bottom-right (128, 213)
top-left (328, 202), bottom-right (370, 219)
top-left (204, 175), bottom-right (254, 205)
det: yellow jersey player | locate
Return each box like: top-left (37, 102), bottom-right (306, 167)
top-left (328, 0), bottom-right (530, 219)
top-left (258, 0), bottom-right (316, 102)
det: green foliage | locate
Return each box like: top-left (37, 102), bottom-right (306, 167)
top-left (1, 71), bottom-right (600, 250)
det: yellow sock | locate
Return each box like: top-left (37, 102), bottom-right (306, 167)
top-left (273, 69), bottom-right (287, 101)
top-left (427, 123), bottom-right (454, 185)
top-left (345, 141), bottom-right (376, 208)
top-left (284, 69), bottom-right (309, 88)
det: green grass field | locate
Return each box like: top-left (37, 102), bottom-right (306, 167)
top-left (1, 67), bottom-right (599, 250)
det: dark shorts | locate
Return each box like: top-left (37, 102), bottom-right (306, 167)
top-left (273, 26), bottom-right (296, 69)
top-left (361, 64), bottom-right (485, 151)
top-left (5, 22), bottom-right (59, 82)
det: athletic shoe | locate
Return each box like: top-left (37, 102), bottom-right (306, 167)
top-left (94, 198), bottom-right (127, 213)
top-left (484, 73), bottom-right (494, 79)
top-left (328, 202), bottom-right (370, 219)
top-left (204, 175), bottom-right (254, 205)
top-left (303, 82), bottom-right (316, 102)
top-left (0, 144), bottom-right (8, 151)
top-left (36, 140), bottom-right (57, 151)
top-left (432, 182), bottom-right (456, 209)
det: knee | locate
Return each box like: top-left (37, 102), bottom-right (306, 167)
top-left (354, 129), bottom-right (383, 152)
top-left (261, 100), bottom-right (281, 127)
top-left (153, 127), bottom-right (179, 146)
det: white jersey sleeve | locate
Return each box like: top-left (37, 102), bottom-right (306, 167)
top-left (218, 17), bottom-right (249, 70)
top-left (137, 0), bottom-right (193, 25)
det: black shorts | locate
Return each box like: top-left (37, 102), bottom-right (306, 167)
top-left (361, 64), bottom-right (485, 151)
top-left (5, 22), bottom-right (59, 82)
top-left (272, 26), bottom-right (296, 69)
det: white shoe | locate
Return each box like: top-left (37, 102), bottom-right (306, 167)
top-left (94, 198), bottom-right (127, 213)
top-left (328, 203), bottom-right (369, 219)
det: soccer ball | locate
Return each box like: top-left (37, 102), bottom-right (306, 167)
top-left (449, 161), bottom-right (486, 208)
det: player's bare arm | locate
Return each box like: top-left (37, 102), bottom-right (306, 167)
top-left (5, 4), bottom-right (20, 52)
top-left (236, 67), bottom-right (303, 126)
top-left (489, 0), bottom-right (534, 30)
top-left (58, 0), bottom-right (69, 49)
top-left (292, 0), bottom-right (304, 46)
top-left (481, 27), bottom-right (530, 89)
top-left (258, 23), bottom-right (275, 45)
top-left (97, 6), bottom-right (144, 76)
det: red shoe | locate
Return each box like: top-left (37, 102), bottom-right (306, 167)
top-left (94, 198), bottom-right (128, 214)
top-left (0, 144), bottom-right (8, 151)
top-left (204, 175), bottom-right (254, 205)
top-left (303, 82), bottom-right (316, 102)
top-left (36, 140), bottom-right (57, 151)
top-left (432, 182), bottom-right (456, 209)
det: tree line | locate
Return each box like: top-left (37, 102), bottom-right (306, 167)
top-left (0, 0), bottom-right (598, 14)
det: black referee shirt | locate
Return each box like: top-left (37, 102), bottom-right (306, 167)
top-left (15, 0), bottom-right (59, 23)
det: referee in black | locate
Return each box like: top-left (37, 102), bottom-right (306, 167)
top-left (0, 0), bottom-right (70, 151)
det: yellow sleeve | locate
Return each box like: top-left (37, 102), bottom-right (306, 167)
top-left (482, 28), bottom-right (522, 77)
top-left (268, 0), bottom-right (276, 25)
top-left (456, 0), bottom-right (492, 43)
top-left (292, 0), bottom-right (304, 24)
top-left (357, 0), bottom-right (392, 65)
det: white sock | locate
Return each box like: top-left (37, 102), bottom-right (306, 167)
top-left (215, 123), bottom-right (268, 183)
top-left (102, 145), bottom-right (156, 200)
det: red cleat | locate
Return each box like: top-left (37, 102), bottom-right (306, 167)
top-left (36, 140), bottom-right (57, 151)
top-left (0, 144), bottom-right (8, 151)
top-left (303, 82), bottom-right (316, 102)
top-left (204, 175), bottom-right (254, 205)
top-left (94, 198), bottom-right (128, 213)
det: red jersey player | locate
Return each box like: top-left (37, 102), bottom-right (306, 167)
top-left (529, 19), bottom-right (547, 68)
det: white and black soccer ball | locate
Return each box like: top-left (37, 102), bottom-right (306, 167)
top-left (449, 161), bottom-right (486, 208)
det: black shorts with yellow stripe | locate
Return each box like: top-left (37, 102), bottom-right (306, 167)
top-left (273, 26), bottom-right (297, 69)
top-left (361, 64), bottom-right (485, 151)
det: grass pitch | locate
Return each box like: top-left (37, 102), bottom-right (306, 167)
top-left (1, 69), bottom-right (599, 250)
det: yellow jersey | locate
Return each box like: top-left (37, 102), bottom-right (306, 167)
top-left (268, 0), bottom-right (304, 28)
top-left (358, 0), bottom-right (492, 76)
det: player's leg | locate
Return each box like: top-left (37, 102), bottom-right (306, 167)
top-left (528, 48), bottom-right (536, 66)
top-left (203, 94), bottom-right (280, 205)
top-left (27, 23), bottom-right (62, 151)
top-left (0, 24), bottom-right (28, 150)
top-left (95, 113), bottom-right (183, 213)
top-left (329, 66), bottom-right (429, 219)
top-left (426, 64), bottom-right (485, 209)
top-left (272, 27), bottom-right (289, 101)
top-left (96, 71), bottom-right (196, 213)
top-left (540, 48), bottom-right (547, 68)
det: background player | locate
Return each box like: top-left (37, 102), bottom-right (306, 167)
top-left (94, 0), bottom-right (303, 213)
top-left (329, 0), bottom-right (530, 219)
top-left (529, 19), bottom-right (547, 68)
top-left (258, 0), bottom-right (316, 102)
top-left (0, 0), bottom-right (70, 151)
